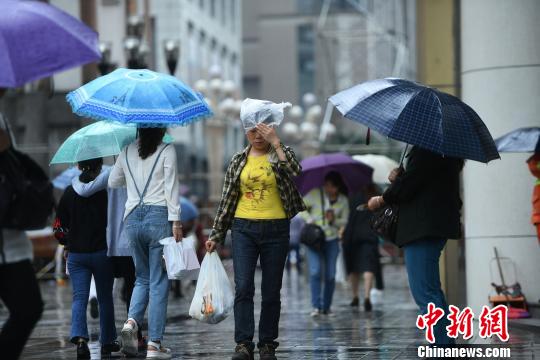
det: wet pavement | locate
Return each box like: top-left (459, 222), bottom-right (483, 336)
top-left (4, 262), bottom-right (540, 359)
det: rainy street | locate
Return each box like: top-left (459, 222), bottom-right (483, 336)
top-left (9, 262), bottom-right (539, 359)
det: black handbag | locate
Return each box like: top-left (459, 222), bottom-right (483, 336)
top-left (370, 204), bottom-right (399, 243)
top-left (300, 188), bottom-right (326, 251)
top-left (0, 148), bottom-right (55, 230)
top-left (300, 223), bottom-right (326, 252)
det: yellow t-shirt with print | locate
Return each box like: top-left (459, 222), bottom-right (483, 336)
top-left (234, 154), bottom-right (287, 219)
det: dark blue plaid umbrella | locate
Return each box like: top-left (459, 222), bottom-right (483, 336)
top-left (495, 127), bottom-right (540, 153)
top-left (329, 78), bottom-right (500, 163)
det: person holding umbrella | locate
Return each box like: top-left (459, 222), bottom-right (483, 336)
top-left (54, 157), bottom-right (119, 359)
top-left (495, 127), bottom-right (540, 244)
top-left (330, 78), bottom-right (500, 345)
top-left (0, 1), bottom-right (100, 357)
top-left (301, 171), bottom-right (349, 317)
top-left (66, 68), bottom-right (213, 359)
top-left (205, 98), bottom-right (305, 360)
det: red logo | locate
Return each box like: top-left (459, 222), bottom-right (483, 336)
top-left (446, 305), bottom-right (474, 340)
top-left (416, 303), bottom-right (509, 342)
top-left (479, 305), bottom-right (509, 342)
top-left (416, 303), bottom-right (445, 343)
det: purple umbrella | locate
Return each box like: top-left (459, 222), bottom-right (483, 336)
top-left (0, 0), bottom-right (100, 88)
top-left (295, 153), bottom-right (374, 195)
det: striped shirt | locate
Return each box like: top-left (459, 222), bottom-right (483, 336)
top-left (209, 144), bottom-right (306, 244)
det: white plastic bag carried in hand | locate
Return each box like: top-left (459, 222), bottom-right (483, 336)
top-left (335, 243), bottom-right (347, 285)
top-left (159, 237), bottom-right (200, 280)
top-left (189, 252), bottom-right (234, 324)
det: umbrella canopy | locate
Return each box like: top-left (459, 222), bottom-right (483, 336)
top-left (50, 121), bottom-right (174, 164)
top-left (295, 153), bottom-right (373, 195)
top-left (495, 127), bottom-right (540, 153)
top-left (67, 68), bottom-right (213, 127)
top-left (352, 154), bottom-right (399, 184)
top-left (329, 78), bottom-right (500, 163)
top-left (0, 0), bottom-right (100, 88)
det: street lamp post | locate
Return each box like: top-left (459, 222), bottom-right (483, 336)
top-left (124, 15), bottom-right (148, 69)
top-left (97, 42), bottom-right (115, 76)
top-left (195, 67), bottom-right (241, 204)
top-left (282, 93), bottom-right (335, 158)
top-left (163, 39), bottom-right (180, 75)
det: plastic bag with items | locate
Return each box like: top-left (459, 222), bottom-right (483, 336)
top-left (189, 252), bottom-right (234, 324)
top-left (240, 98), bottom-right (291, 131)
top-left (159, 237), bottom-right (200, 280)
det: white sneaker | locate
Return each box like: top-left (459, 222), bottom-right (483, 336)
top-left (310, 308), bottom-right (321, 317)
top-left (121, 319), bottom-right (138, 357)
top-left (146, 341), bottom-right (172, 359)
top-left (370, 288), bottom-right (384, 305)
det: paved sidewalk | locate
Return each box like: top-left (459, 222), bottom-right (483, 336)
top-left (4, 262), bottom-right (539, 359)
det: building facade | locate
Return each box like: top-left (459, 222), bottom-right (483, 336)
top-left (0, 0), bottom-right (244, 205)
top-left (242, 0), bottom-right (416, 155)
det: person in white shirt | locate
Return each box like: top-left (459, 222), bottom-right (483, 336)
top-left (108, 127), bottom-right (181, 359)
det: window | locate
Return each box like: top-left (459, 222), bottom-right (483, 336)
top-left (230, 0), bottom-right (236, 32)
top-left (210, 0), bottom-right (216, 17)
top-left (296, 0), bottom-right (355, 15)
top-left (221, 0), bottom-right (226, 26)
top-left (297, 24), bottom-right (315, 98)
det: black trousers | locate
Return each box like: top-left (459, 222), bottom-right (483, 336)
top-left (0, 260), bottom-right (44, 360)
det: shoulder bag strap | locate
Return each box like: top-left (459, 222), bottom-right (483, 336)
top-left (126, 144), bottom-right (170, 206)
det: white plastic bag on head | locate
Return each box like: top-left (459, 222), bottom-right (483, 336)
top-left (159, 237), bottom-right (200, 280)
top-left (189, 252), bottom-right (234, 324)
top-left (240, 98), bottom-right (292, 131)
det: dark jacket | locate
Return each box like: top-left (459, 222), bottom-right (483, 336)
top-left (56, 186), bottom-right (108, 253)
top-left (382, 147), bottom-right (462, 247)
top-left (343, 193), bottom-right (379, 245)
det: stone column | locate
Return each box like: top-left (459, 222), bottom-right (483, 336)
top-left (461, 0), bottom-right (540, 313)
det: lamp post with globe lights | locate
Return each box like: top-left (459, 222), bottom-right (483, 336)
top-left (194, 66), bottom-right (242, 203)
top-left (282, 93), bottom-right (336, 158)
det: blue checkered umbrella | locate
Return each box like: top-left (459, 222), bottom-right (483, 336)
top-left (329, 78), bottom-right (500, 163)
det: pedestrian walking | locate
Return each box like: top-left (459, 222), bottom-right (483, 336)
top-left (301, 172), bottom-right (349, 317)
top-left (367, 146), bottom-right (463, 345)
top-left (71, 166), bottom-right (147, 349)
top-left (527, 154), bottom-right (540, 243)
top-left (342, 184), bottom-right (382, 311)
top-left (54, 157), bottom-right (119, 359)
top-left (286, 215), bottom-right (305, 272)
top-left (109, 128), bottom-right (181, 359)
top-left (205, 98), bottom-right (305, 360)
top-left (0, 94), bottom-right (44, 360)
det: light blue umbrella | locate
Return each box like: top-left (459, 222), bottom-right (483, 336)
top-left (66, 68), bottom-right (213, 127)
top-left (50, 121), bottom-right (174, 164)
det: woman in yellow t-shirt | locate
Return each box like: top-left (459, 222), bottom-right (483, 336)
top-left (206, 100), bottom-right (305, 360)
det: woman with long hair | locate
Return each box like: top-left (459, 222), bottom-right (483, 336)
top-left (55, 157), bottom-right (119, 359)
top-left (205, 99), bottom-right (305, 360)
top-left (109, 127), bottom-right (181, 359)
top-left (302, 171), bottom-right (349, 317)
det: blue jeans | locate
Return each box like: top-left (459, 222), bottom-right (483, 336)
top-left (125, 205), bottom-right (171, 342)
top-left (307, 239), bottom-right (340, 311)
top-left (403, 237), bottom-right (455, 345)
top-left (67, 250), bottom-right (116, 344)
top-left (231, 218), bottom-right (290, 349)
